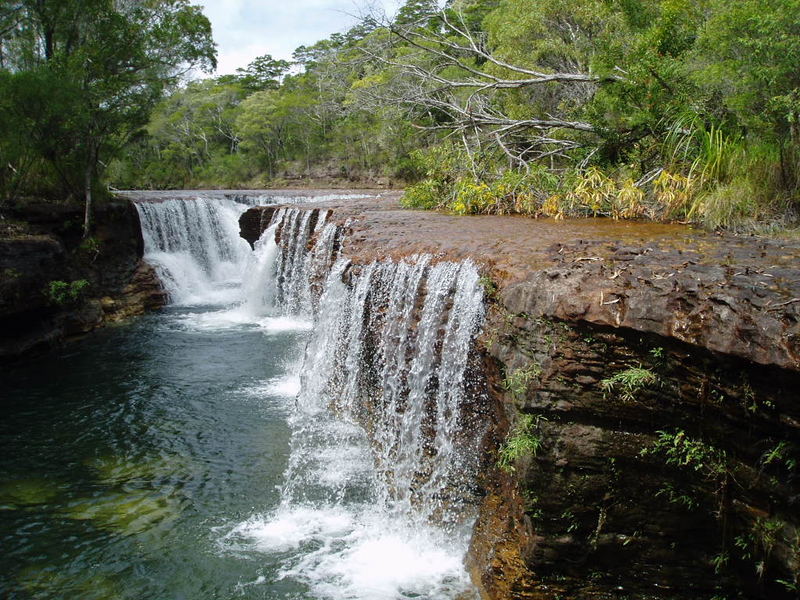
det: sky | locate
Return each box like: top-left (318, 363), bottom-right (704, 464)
top-left (197, 0), bottom-right (399, 75)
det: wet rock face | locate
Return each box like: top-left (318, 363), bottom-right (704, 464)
top-left (471, 239), bottom-right (800, 598)
top-left (0, 199), bottom-right (165, 361)
top-left (474, 309), bottom-right (800, 600)
top-left (239, 206), bottom-right (278, 248)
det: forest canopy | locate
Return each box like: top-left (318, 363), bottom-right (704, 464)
top-left (3, 0), bottom-right (800, 231)
top-left (0, 0), bottom-right (215, 233)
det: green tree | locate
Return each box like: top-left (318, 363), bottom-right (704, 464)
top-left (395, 0), bottom-right (439, 26)
top-left (0, 0), bottom-right (216, 233)
top-left (696, 0), bottom-right (800, 189)
top-left (235, 54), bottom-right (291, 92)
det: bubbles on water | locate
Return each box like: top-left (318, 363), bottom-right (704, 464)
top-left (289, 525), bottom-right (473, 600)
top-left (256, 316), bottom-right (314, 335)
top-left (238, 375), bottom-right (301, 403)
top-left (223, 506), bottom-right (474, 600)
top-left (226, 507), bottom-right (354, 554)
top-left (265, 374), bottom-right (302, 398)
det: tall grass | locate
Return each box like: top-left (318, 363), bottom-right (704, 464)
top-left (665, 115), bottom-right (797, 230)
top-left (402, 128), bottom-right (799, 231)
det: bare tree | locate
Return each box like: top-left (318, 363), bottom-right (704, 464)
top-left (359, 8), bottom-right (623, 168)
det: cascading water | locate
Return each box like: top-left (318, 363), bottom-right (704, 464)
top-left (225, 208), bottom-right (486, 599)
top-left (135, 196), bottom-right (252, 305)
top-left (133, 194), bottom-right (487, 598)
top-left (132, 192), bottom-right (363, 307)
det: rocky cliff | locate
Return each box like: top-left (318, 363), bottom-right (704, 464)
top-left (0, 199), bottom-right (166, 361)
top-left (242, 197), bottom-right (800, 599)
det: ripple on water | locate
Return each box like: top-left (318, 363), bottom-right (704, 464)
top-left (161, 307), bottom-right (313, 335)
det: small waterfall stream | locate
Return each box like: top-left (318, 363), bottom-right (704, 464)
top-left (135, 196), bottom-right (252, 305)
top-left (133, 194), bottom-right (486, 599)
top-left (133, 193), bottom-right (358, 307)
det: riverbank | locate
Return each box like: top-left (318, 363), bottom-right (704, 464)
top-left (0, 199), bottom-right (165, 361)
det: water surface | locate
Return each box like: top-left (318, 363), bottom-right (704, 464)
top-left (1, 305), bottom-right (308, 599)
top-left (0, 192), bottom-right (481, 600)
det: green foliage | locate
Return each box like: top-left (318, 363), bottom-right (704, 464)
top-left (403, 179), bottom-right (443, 210)
top-left (403, 146), bottom-right (563, 216)
top-left (0, 68), bottom-right (86, 200)
top-left (503, 363), bottom-right (543, 400)
top-left (655, 482), bottom-right (699, 510)
top-left (523, 490), bottom-right (544, 521)
top-left (497, 413), bottom-right (546, 472)
top-left (696, 0), bottom-right (800, 142)
top-left (760, 441), bottom-right (798, 472)
top-left (97, 0), bottom-right (799, 230)
top-left (641, 429), bottom-right (728, 479)
top-left (47, 279), bottom-right (89, 305)
top-left (234, 55), bottom-right (291, 92)
top-left (734, 517), bottom-right (784, 563)
top-left (600, 367), bottom-right (658, 402)
top-left (478, 274), bottom-right (498, 299)
top-left (1, 1), bottom-right (215, 206)
top-left (560, 508), bottom-right (579, 533)
top-left (711, 551), bottom-right (730, 575)
top-left (79, 237), bottom-right (102, 261)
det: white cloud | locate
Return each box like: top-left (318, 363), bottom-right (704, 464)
top-left (197, 0), bottom-right (400, 75)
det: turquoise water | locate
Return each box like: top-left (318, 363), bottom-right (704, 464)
top-left (0, 306), bottom-right (308, 599)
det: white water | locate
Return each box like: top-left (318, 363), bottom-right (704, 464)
top-left (249, 255), bottom-right (486, 600)
top-left (134, 193), bottom-right (485, 599)
top-left (135, 196), bottom-right (250, 305)
top-left (133, 194), bottom-right (356, 307)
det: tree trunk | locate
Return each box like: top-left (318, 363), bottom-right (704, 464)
top-left (83, 145), bottom-right (95, 238)
top-left (44, 27), bottom-right (54, 61)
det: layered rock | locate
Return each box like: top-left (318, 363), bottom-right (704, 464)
top-left (0, 199), bottom-right (166, 361)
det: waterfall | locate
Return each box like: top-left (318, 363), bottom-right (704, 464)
top-left (293, 257), bottom-right (486, 524)
top-left (133, 194), bottom-right (486, 598)
top-left (132, 193), bottom-right (360, 306)
top-left (229, 208), bottom-right (486, 599)
top-left (238, 221), bottom-right (280, 318)
top-left (135, 196), bottom-right (252, 305)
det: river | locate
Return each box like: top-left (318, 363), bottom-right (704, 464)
top-left (0, 192), bottom-right (484, 600)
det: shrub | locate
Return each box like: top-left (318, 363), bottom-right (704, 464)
top-left (601, 366), bottom-right (658, 402)
top-left (641, 429), bottom-right (728, 478)
top-left (47, 279), bottom-right (90, 305)
top-left (498, 413), bottom-right (547, 473)
top-left (503, 363), bottom-right (543, 400)
top-left (402, 178), bottom-right (444, 210)
top-left (452, 177), bottom-right (494, 214)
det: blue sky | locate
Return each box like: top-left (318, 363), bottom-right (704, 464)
top-left (198, 0), bottom-right (399, 75)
